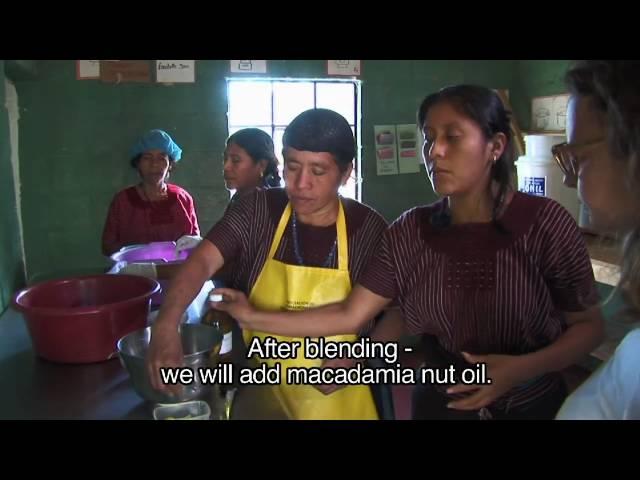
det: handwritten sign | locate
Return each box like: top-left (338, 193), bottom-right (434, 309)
top-left (77, 60), bottom-right (100, 79)
top-left (328, 60), bottom-right (361, 76)
top-left (531, 94), bottom-right (570, 132)
top-left (230, 60), bottom-right (267, 74)
top-left (100, 61), bottom-right (151, 83)
top-left (156, 60), bottom-right (196, 83)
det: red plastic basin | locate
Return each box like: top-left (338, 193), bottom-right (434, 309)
top-left (12, 274), bottom-right (160, 364)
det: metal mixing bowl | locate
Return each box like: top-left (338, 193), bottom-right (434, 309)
top-left (117, 324), bottom-right (222, 404)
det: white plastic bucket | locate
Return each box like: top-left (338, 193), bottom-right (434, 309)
top-left (524, 134), bottom-right (565, 158)
top-left (515, 134), bottom-right (580, 222)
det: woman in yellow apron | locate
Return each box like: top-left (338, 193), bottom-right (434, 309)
top-left (211, 85), bottom-right (604, 421)
top-left (145, 108), bottom-right (392, 420)
top-left (244, 198), bottom-right (377, 419)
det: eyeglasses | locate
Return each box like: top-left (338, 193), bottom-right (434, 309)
top-left (551, 138), bottom-right (607, 188)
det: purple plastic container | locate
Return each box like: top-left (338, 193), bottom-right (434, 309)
top-left (109, 242), bottom-right (194, 307)
top-left (110, 241), bottom-right (190, 264)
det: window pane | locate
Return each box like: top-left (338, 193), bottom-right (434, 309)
top-left (228, 81), bottom-right (272, 126)
top-left (273, 82), bottom-right (314, 125)
top-left (339, 177), bottom-right (357, 200)
top-left (273, 126), bottom-right (286, 169)
top-left (226, 79), bottom-right (360, 199)
top-left (316, 83), bottom-right (355, 124)
top-left (227, 125), bottom-right (272, 138)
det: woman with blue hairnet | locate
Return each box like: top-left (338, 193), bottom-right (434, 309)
top-left (101, 129), bottom-right (200, 256)
top-left (119, 129), bottom-right (281, 285)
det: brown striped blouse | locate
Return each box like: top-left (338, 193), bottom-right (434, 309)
top-left (359, 192), bottom-right (600, 409)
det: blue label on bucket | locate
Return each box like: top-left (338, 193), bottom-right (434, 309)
top-left (520, 176), bottom-right (546, 196)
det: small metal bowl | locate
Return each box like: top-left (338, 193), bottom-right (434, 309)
top-left (153, 400), bottom-right (211, 420)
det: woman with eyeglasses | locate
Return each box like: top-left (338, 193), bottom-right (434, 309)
top-left (212, 85), bottom-right (606, 420)
top-left (553, 61), bottom-right (640, 420)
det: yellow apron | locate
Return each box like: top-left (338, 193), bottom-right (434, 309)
top-left (244, 201), bottom-right (379, 420)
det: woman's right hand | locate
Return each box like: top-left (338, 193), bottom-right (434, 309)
top-left (146, 323), bottom-right (185, 397)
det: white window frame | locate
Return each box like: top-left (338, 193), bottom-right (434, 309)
top-left (225, 77), bottom-right (363, 201)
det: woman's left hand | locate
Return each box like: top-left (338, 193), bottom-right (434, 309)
top-left (445, 352), bottom-right (527, 411)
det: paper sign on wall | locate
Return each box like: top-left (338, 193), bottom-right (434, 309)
top-left (328, 60), bottom-right (361, 76)
top-left (395, 124), bottom-right (420, 174)
top-left (374, 125), bottom-right (398, 175)
top-left (156, 60), bottom-right (195, 83)
top-left (100, 61), bottom-right (151, 83)
top-left (230, 60), bottom-right (267, 73)
top-left (531, 94), bottom-right (570, 132)
top-left (77, 60), bottom-right (100, 79)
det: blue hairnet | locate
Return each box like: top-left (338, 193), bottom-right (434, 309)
top-left (130, 129), bottom-right (182, 162)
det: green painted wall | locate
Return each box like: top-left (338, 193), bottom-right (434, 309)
top-left (14, 60), bottom-right (519, 282)
top-left (361, 60), bottom-right (516, 221)
top-left (0, 61), bottom-right (26, 312)
top-left (4, 60), bottom-right (38, 81)
top-left (16, 60), bottom-right (232, 283)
